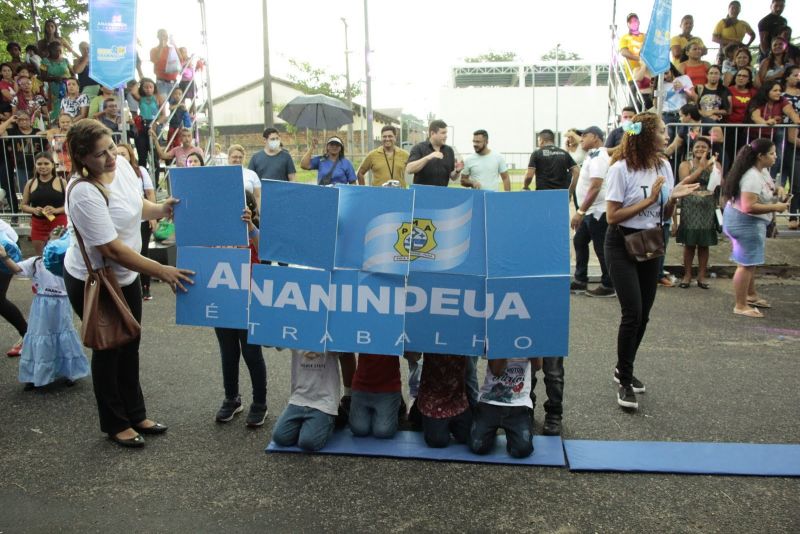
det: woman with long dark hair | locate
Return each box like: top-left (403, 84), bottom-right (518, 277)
top-left (20, 151), bottom-right (67, 255)
top-left (63, 119), bottom-right (193, 448)
top-left (722, 139), bottom-right (790, 318)
top-left (604, 113), bottom-right (698, 410)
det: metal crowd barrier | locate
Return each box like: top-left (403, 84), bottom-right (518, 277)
top-left (1, 132), bottom-right (123, 219)
top-left (665, 121), bottom-right (799, 219)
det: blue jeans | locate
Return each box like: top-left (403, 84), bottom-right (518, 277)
top-left (464, 356), bottom-right (479, 407)
top-left (272, 404), bottom-right (335, 451)
top-left (422, 408), bottom-right (472, 448)
top-left (574, 212), bottom-right (612, 288)
top-left (349, 390), bottom-right (401, 438)
top-left (470, 402), bottom-right (533, 458)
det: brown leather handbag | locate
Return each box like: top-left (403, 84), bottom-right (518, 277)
top-left (621, 194), bottom-right (665, 262)
top-left (68, 181), bottom-right (142, 350)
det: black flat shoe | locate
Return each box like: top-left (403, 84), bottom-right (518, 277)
top-left (697, 280), bottom-right (710, 289)
top-left (133, 422), bottom-right (168, 435)
top-left (109, 433), bottom-right (145, 448)
top-left (678, 281), bottom-right (691, 288)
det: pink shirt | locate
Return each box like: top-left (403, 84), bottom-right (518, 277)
top-left (167, 145), bottom-right (204, 167)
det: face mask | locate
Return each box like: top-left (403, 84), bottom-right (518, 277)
top-left (268, 140), bottom-right (280, 150)
top-left (620, 119), bottom-right (631, 128)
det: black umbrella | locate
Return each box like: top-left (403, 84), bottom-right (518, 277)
top-left (277, 94), bottom-right (354, 130)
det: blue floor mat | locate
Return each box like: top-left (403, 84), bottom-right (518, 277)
top-left (564, 439), bottom-right (800, 476)
top-left (267, 430), bottom-right (566, 466)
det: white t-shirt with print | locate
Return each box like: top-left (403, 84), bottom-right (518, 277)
top-left (461, 151), bottom-right (508, 191)
top-left (605, 160), bottom-right (674, 229)
top-left (576, 148), bottom-right (610, 217)
top-left (289, 350), bottom-right (341, 416)
top-left (17, 257), bottom-right (67, 297)
top-left (242, 168), bottom-right (261, 195)
top-left (478, 358), bottom-right (533, 408)
top-left (64, 155), bottom-right (144, 286)
top-left (60, 93), bottom-right (90, 118)
top-left (733, 167), bottom-right (776, 222)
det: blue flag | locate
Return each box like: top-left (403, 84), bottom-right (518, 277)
top-left (88, 0), bottom-right (138, 88)
top-left (640, 0), bottom-right (673, 75)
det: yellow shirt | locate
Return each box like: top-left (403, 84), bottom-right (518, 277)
top-left (358, 146), bottom-right (409, 187)
top-left (713, 19), bottom-right (753, 44)
top-left (670, 34), bottom-right (706, 67)
top-left (619, 33), bottom-right (644, 82)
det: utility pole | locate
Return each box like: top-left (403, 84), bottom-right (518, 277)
top-left (262, 0), bottom-right (274, 127)
top-left (341, 18), bottom-right (353, 155)
top-left (555, 43), bottom-right (560, 146)
top-left (199, 0), bottom-right (215, 155)
top-left (363, 0), bottom-right (373, 153)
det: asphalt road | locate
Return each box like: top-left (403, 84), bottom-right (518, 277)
top-left (1, 275), bottom-right (799, 533)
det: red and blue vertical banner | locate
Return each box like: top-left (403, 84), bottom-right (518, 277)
top-left (89, 0), bottom-right (138, 88)
top-left (640, 0), bottom-right (673, 75)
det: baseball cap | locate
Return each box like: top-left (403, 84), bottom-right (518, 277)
top-left (326, 136), bottom-right (344, 147)
top-left (576, 126), bottom-right (605, 140)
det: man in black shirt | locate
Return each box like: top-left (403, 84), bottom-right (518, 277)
top-left (523, 129), bottom-right (579, 192)
top-left (523, 128), bottom-right (576, 437)
top-left (406, 119), bottom-right (462, 186)
top-left (758, 0), bottom-right (787, 61)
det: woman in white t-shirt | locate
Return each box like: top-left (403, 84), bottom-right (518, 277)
top-left (63, 119), bottom-right (194, 449)
top-left (604, 113), bottom-right (698, 411)
top-left (722, 139), bottom-right (790, 318)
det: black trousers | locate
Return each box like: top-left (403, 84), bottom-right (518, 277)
top-left (140, 221), bottom-right (153, 289)
top-left (604, 225), bottom-right (660, 386)
top-left (0, 272), bottom-right (27, 337)
top-left (64, 269), bottom-right (146, 435)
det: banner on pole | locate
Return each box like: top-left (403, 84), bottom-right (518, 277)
top-left (640, 0), bottom-right (673, 76)
top-left (88, 0), bottom-right (138, 88)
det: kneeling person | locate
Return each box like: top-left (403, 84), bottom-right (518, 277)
top-left (417, 354), bottom-right (472, 448)
top-left (348, 353), bottom-right (402, 439)
top-left (271, 350), bottom-right (343, 451)
top-left (470, 358), bottom-right (535, 458)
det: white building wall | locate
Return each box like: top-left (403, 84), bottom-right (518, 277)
top-left (438, 85), bottom-right (608, 163)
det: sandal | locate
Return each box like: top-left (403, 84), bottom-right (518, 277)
top-left (678, 281), bottom-right (691, 288)
top-left (733, 307), bottom-right (764, 318)
top-left (696, 280), bottom-right (710, 289)
top-left (747, 298), bottom-right (771, 308)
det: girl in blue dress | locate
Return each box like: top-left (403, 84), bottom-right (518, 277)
top-left (0, 227), bottom-right (89, 389)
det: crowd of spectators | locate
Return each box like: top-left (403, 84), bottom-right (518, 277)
top-left (0, 21), bottom-right (201, 216)
top-left (619, 0), bottom-right (800, 230)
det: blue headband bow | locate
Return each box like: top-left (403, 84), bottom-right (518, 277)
top-left (623, 121), bottom-right (642, 136)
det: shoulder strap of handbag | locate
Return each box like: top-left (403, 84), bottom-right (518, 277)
top-left (320, 157), bottom-right (341, 185)
top-left (66, 178), bottom-right (109, 275)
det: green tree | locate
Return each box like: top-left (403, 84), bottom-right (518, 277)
top-left (464, 51), bottom-right (518, 63)
top-left (287, 59), bottom-right (363, 100)
top-left (0, 1), bottom-right (88, 61)
top-left (540, 46), bottom-right (582, 61)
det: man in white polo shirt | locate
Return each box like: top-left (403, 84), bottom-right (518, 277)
top-left (459, 129), bottom-right (511, 192)
top-left (570, 126), bottom-right (614, 298)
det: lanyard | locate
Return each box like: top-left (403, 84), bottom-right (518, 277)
top-left (382, 149), bottom-right (395, 180)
